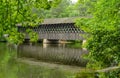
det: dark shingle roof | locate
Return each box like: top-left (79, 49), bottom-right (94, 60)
top-left (42, 17), bottom-right (78, 24)
top-left (16, 17), bottom-right (90, 26)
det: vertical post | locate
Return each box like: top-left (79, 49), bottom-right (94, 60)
top-left (82, 39), bottom-right (87, 51)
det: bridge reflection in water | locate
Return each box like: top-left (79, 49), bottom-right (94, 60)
top-left (18, 43), bottom-right (88, 67)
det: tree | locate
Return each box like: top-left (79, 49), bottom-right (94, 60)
top-left (43, 0), bottom-right (71, 18)
top-left (0, 0), bottom-right (61, 44)
top-left (74, 0), bottom-right (96, 16)
top-left (76, 0), bottom-right (120, 77)
top-left (43, 0), bottom-right (81, 18)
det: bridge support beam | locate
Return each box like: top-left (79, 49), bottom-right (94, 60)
top-left (43, 39), bottom-right (60, 44)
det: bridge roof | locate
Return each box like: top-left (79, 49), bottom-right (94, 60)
top-left (17, 17), bottom-right (90, 26)
top-left (42, 17), bottom-right (79, 24)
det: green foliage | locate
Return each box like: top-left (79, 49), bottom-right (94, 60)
top-left (75, 0), bottom-right (120, 77)
top-left (75, 69), bottom-right (96, 78)
top-left (75, 0), bottom-right (96, 16)
top-left (0, 0), bottom-right (60, 44)
top-left (103, 69), bottom-right (120, 78)
top-left (6, 28), bottom-right (25, 44)
top-left (76, 0), bottom-right (120, 67)
top-left (43, 0), bottom-right (81, 18)
top-left (26, 29), bottom-right (39, 43)
top-left (96, 68), bottom-right (120, 78)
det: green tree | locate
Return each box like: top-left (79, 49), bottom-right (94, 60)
top-left (0, 0), bottom-right (61, 44)
top-left (43, 0), bottom-right (81, 18)
top-left (43, 0), bottom-right (71, 18)
top-left (76, 0), bottom-right (120, 77)
top-left (75, 0), bottom-right (96, 16)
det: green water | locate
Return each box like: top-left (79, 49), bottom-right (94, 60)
top-left (0, 43), bottom-right (83, 78)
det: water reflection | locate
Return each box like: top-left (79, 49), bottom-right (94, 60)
top-left (18, 43), bottom-right (88, 66)
top-left (0, 43), bottom-right (78, 78)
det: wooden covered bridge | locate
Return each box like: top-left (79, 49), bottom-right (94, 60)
top-left (17, 17), bottom-right (86, 42)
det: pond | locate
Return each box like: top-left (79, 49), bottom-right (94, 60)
top-left (0, 42), bottom-right (87, 78)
